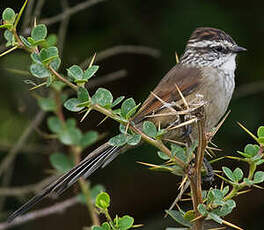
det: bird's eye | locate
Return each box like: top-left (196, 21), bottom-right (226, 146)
top-left (213, 46), bottom-right (223, 52)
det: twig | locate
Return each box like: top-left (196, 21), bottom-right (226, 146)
top-left (0, 176), bottom-right (56, 197)
top-left (0, 111), bottom-right (46, 177)
top-left (0, 197), bottom-right (79, 230)
top-left (58, 0), bottom-right (70, 56)
top-left (71, 146), bottom-right (100, 225)
top-left (40, 0), bottom-right (108, 26)
top-left (87, 69), bottom-right (127, 88)
top-left (80, 45), bottom-right (160, 68)
top-left (188, 107), bottom-right (207, 230)
top-left (48, 66), bottom-right (78, 90)
top-left (33, 0), bottom-right (46, 19)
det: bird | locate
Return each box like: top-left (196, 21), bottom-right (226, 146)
top-left (8, 27), bottom-right (246, 222)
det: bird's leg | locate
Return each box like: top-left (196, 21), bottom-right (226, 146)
top-left (202, 157), bottom-right (214, 184)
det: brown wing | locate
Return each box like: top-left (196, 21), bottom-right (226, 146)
top-left (133, 64), bottom-right (202, 124)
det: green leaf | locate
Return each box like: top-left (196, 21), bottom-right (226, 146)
top-left (4, 30), bottom-right (14, 42)
top-left (111, 96), bottom-right (125, 108)
top-left (30, 63), bottom-right (50, 78)
top-left (31, 52), bottom-right (41, 63)
top-left (119, 124), bottom-right (127, 134)
top-left (49, 152), bottom-right (73, 173)
top-left (42, 34), bottom-right (57, 48)
top-left (243, 178), bottom-right (254, 186)
top-left (208, 212), bottom-right (222, 224)
top-left (143, 121), bottom-right (157, 138)
top-left (258, 137), bottom-right (264, 145)
top-left (222, 186), bottom-right (229, 196)
top-left (91, 184), bottom-right (105, 202)
top-left (67, 65), bottom-right (83, 81)
top-left (50, 57), bottom-right (61, 71)
top-left (80, 131), bottom-right (98, 148)
top-left (64, 98), bottom-right (83, 112)
top-left (253, 171), bottom-right (264, 184)
top-left (244, 144), bottom-right (259, 157)
top-left (31, 24), bottom-right (47, 41)
top-left (158, 151), bottom-right (170, 160)
top-left (197, 204), bottom-right (208, 216)
top-left (257, 126), bottom-right (264, 137)
top-left (20, 35), bottom-right (32, 48)
top-left (77, 87), bottom-right (89, 102)
top-left (95, 192), bottom-right (110, 209)
top-left (39, 47), bottom-right (59, 63)
top-left (83, 65), bottom-right (99, 80)
top-left (222, 167), bottom-right (236, 182)
top-left (37, 97), bottom-right (56, 111)
top-left (118, 215), bottom-right (134, 230)
top-left (47, 116), bottom-right (63, 133)
top-left (109, 134), bottom-right (127, 147)
top-left (127, 134), bottom-right (141, 146)
top-left (58, 125), bottom-right (82, 146)
top-left (92, 222), bottom-right (111, 230)
top-left (92, 88), bottom-right (113, 108)
top-left (171, 144), bottom-right (186, 162)
top-left (2, 8), bottom-right (16, 24)
top-left (121, 98), bottom-right (137, 119)
top-left (233, 168), bottom-right (243, 182)
top-left (165, 210), bottom-right (192, 228)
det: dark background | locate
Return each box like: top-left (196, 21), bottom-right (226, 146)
top-left (0, 0), bottom-right (264, 229)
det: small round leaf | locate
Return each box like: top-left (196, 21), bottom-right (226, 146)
top-left (92, 88), bottom-right (113, 108)
top-left (109, 134), bottom-right (127, 147)
top-left (2, 8), bottom-right (16, 23)
top-left (118, 215), bottom-right (134, 230)
top-left (30, 63), bottom-right (50, 78)
top-left (253, 171), bottom-right (264, 184)
top-left (143, 121), bottom-right (157, 138)
top-left (95, 192), bottom-right (110, 209)
top-left (49, 152), bottom-right (74, 173)
top-left (64, 98), bottom-right (83, 112)
top-left (31, 24), bottom-right (47, 41)
top-left (127, 134), bottom-right (141, 146)
top-left (83, 65), bottom-right (99, 80)
top-left (67, 65), bottom-right (83, 81)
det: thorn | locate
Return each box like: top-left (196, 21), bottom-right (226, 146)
top-left (175, 52), bottom-right (180, 64)
top-left (29, 82), bottom-right (46, 90)
top-left (89, 53), bottom-right (97, 68)
top-left (0, 46), bottom-right (18, 57)
top-left (209, 110), bottom-right (231, 140)
top-left (97, 116), bottom-right (108, 127)
top-left (150, 91), bottom-right (177, 114)
top-left (175, 83), bottom-right (189, 109)
top-left (163, 138), bottom-right (187, 146)
top-left (237, 189), bottom-right (252, 195)
top-left (80, 108), bottom-right (91, 122)
top-left (222, 219), bottom-right (244, 230)
top-left (237, 122), bottom-right (259, 143)
top-left (167, 118), bottom-right (197, 131)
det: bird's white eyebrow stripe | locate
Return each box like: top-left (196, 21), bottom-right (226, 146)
top-left (187, 40), bottom-right (235, 48)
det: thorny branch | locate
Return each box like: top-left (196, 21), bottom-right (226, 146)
top-left (80, 45), bottom-right (160, 69)
top-left (0, 197), bottom-right (79, 230)
top-left (40, 0), bottom-right (108, 25)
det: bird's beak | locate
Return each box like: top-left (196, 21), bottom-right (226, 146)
top-left (232, 46), bottom-right (247, 53)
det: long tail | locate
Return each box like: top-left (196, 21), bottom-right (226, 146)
top-left (8, 142), bottom-right (121, 222)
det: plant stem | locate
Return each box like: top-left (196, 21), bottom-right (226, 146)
top-left (71, 146), bottom-right (100, 226)
top-left (188, 108), bottom-right (207, 230)
top-left (91, 104), bottom-right (186, 168)
top-left (48, 66), bottom-right (78, 90)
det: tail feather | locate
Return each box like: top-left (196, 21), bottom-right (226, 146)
top-left (8, 143), bottom-right (121, 222)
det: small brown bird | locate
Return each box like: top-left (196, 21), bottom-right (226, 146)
top-left (8, 27), bottom-right (246, 221)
